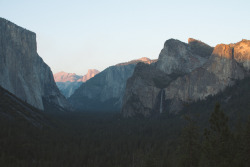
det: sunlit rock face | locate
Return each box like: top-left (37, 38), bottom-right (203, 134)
top-left (78, 69), bottom-right (100, 82)
top-left (234, 39), bottom-right (250, 70)
top-left (122, 39), bottom-right (250, 117)
top-left (0, 18), bottom-right (70, 110)
top-left (69, 58), bottom-right (157, 111)
top-left (164, 43), bottom-right (245, 103)
top-left (54, 72), bottom-right (82, 82)
top-left (54, 69), bottom-right (99, 98)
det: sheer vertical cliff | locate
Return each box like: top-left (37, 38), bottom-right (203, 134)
top-left (0, 18), bottom-right (70, 111)
top-left (122, 39), bottom-right (249, 117)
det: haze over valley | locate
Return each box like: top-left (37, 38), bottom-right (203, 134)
top-left (1, 1), bottom-right (250, 166)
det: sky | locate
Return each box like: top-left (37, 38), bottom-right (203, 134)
top-left (1, 0), bottom-right (250, 75)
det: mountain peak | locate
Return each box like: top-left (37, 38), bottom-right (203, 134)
top-left (54, 69), bottom-right (100, 98)
top-left (78, 69), bottom-right (100, 82)
top-left (188, 38), bottom-right (214, 58)
top-left (54, 72), bottom-right (82, 82)
top-left (163, 38), bottom-right (184, 47)
top-left (87, 69), bottom-right (99, 74)
top-left (116, 57), bottom-right (157, 66)
top-left (188, 38), bottom-right (204, 44)
top-left (0, 17), bottom-right (36, 36)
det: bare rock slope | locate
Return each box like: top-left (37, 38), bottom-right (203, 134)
top-left (122, 38), bottom-right (250, 117)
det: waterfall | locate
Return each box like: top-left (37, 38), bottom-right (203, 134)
top-left (160, 90), bottom-right (163, 114)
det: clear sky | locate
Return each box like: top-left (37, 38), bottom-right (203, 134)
top-left (1, 0), bottom-right (250, 75)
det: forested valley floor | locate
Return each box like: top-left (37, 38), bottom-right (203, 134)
top-left (1, 77), bottom-right (250, 167)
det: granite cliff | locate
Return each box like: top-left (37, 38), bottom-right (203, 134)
top-left (122, 38), bottom-right (250, 117)
top-left (0, 18), bottom-right (70, 111)
top-left (69, 57), bottom-right (156, 111)
top-left (54, 69), bottom-right (99, 98)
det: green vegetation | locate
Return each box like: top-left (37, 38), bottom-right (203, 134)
top-left (0, 112), bottom-right (181, 167)
top-left (1, 103), bottom-right (250, 167)
top-left (0, 77), bottom-right (250, 167)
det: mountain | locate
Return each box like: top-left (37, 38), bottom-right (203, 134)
top-left (78, 69), bottom-right (100, 82)
top-left (122, 38), bottom-right (250, 117)
top-left (54, 71), bottom-right (83, 82)
top-left (180, 75), bottom-right (250, 127)
top-left (69, 57), bottom-right (157, 111)
top-left (0, 18), bottom-right (70, 111)
top-left (54, 69), bottom-right (99, 98)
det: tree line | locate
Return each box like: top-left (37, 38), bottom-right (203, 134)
top-left (0, 102), bottom-right (250, 167)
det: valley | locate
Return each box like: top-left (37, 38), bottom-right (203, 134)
top-left (0, 14), bottom-right (250, 167)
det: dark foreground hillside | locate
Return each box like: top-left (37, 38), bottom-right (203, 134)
top-left (0, 86), bottom-right (50, 128)
top-left (0, 77), bottom-right (250, 167)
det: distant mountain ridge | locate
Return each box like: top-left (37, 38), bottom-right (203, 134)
top-left (54, 69), bottom-right (99, 98)
top-left (54, 69), bottom-right (99, 83)
top-left (69, 57), bottom-right (156, 111)
top-left (79, 69), bottom-right (100, 82)
top-left (54, 72), bottom-right (82, 82)
top-left (116, 57), bottom-right (157, 66)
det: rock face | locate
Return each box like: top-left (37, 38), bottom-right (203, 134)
top-left (78, 69), bottom-right (100, 82)
top-left (54, 69), bottom-right (99, 98)
top-left (155, 39), bottom-right (211, 74)
top-left (164, 43), bottom-right (246, 103)
top-left (122, 62), bottom-right (177, 117)
top-left (0, 18), bottom-right (70, 111)
top-left (54, 71), bottom-right (83, 82)
top-left (233, 39), bottom-right (250, 70)
top-left (122, 38), bottom-right (250, 117)
top-left (55, 82), bottom-right (82, 98)
top-left (69, 58), bottom-right (156, 111)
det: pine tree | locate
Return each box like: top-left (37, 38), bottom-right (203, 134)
top-left (202, 103), bottom-right (234, 167)
top-left (178, 115), bottom-right (200, 167)
top-left (242, 116), bottom-right (250, 167)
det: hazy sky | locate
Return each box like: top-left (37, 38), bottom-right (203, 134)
top-left (1, 0), bottom-right (250, 75)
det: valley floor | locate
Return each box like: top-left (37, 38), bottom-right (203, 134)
top-left (1, 107), bottom-right (250, 167)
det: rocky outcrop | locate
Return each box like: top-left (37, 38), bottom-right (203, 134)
top-left (164, 43), bottom-right (245, 103)
top-left (122, 39), bottom-right (213, 117)
top-left (122, 39), bottom-right (249, 117)
top-left (69, 58), bottom-right (156, 111)
top-left (78, 69), bottom-right (100, 82)
top-left (155, 39), bottom-right (211, 74)
top-left (54, 69), bottom-right (99, 98)
top-left (188, 38), bottom-right (214, 59)
top-left (116, 57), bottom-right (157, 66)
top-left (233, 39), bottom-right (250, 70)
top-left (122, 63), bottom-right (179, 117)
top-left (0, 18), bottom-right (70, 111)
